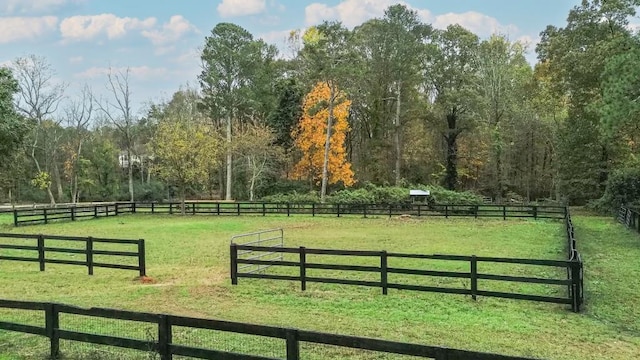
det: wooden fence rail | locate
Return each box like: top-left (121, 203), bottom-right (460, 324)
top-left (0, 233), bottom-right (146, 276)
top-left (617, 206), bottom-right (640, 233)
top-left (230, 244), bottom-right (583, 312)
top-left (13, 202), bottom-right (568, 226)
top-left (0, 299), bottom-right (542, 360)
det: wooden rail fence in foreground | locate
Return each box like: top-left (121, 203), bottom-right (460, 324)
top-left (0, 233), bottom-right (146, 276)
top-left (230, 245), bottom-right (583, 312)
top-left (12, 202), bottom-right (567, 226)
top-left (0, 299), bottom-right (542, 360)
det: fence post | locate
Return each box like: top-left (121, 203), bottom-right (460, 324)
top-left (169, 203), bottom-right (173, 215)
top-left (445, 205), bottom-right (448, 219)
top-left (192, 203), bottom-right (196, 215)
top-left (38, 235), bottom-right (45, 272)
top-left (470, 256), bottom-right (478, 301)
top-left (132, 202), bottom-right (137, 214)
top-left (533, 206), bottom-right (538, 220)
top-left (237, 203), bottom-right (241, 216)
top-left (363, 204), bottom-right (367, 218)
top-left (503, 205), bottom-right (506, 220)
top-left (70, 207), bottom-right (76, 222)
top-left (286, 329), bottom-right (300, 360)
top-left (158, 315), bottom-right (172, 360)
top-left (287, 203), bottom-right (290, 217)
top-left (381, 251), bottom-right (388, 295)
top-left (300, 247), bottom-right (307, 291)
top-left (417, 204), bottom-right (421, 217)
top-left (230, 243), bottom-right (238, 285)
top-left (151, 202), bottom-right (155, 214)
top-left (474, 205), bottom-right (479, 219)
top-left (571, 261), bottom-right (582, 312)
top-left (337, 204), bottom-right (341, 217)
top-left (46, 303), bottom-right (60, 359)
top-left (115, 203), bottom-right (119, 216)
top-left (388, 204), bottom-right (392, 218)
top-left (263, 203), bottom-right (266, 216)
top-left (94, 205), bottom-right (98, 218)
top-left (44, 208), bottom-right (48, 224)
top-left (138, 239), bottom-right (146, 277)
top-left (312, 203), bottom-right (315, 217)
top-left (87, 237), bottom-right (94, 275)
top-left (13, 210), bottom-right (18, 226)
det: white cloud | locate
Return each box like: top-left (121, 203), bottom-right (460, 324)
top-left (68, 56), bottom-right (83, 64)
top-left (142, 15), bottom-right (198, 46)
top-left (217, 0), bottom-right (266, 18)
top-left (433, 11), bottom-right (517, 36)
top-left (0, 0), bottom-right (83, 14)
top-left (74, 66), bottom-right (168, 81)
top-left (60, 14), bottom-right (156, 42)
top-left (0, 16), bottom-right (58, 44)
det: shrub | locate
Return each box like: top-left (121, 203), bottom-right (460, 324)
top-left (591, 167), bottom-right (640, 213)
top-left (261, 191), bottom-right (320, 203)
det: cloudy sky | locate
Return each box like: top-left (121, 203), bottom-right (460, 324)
top-left (1, 0), bottom-right (581, 115)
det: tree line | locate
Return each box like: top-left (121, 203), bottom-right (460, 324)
top-left (1, 0), bottom-right (639, 209)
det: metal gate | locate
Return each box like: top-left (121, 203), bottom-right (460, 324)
top-left (230, 228), bottom-right (284, 274)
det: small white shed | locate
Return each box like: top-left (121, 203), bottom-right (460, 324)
top-left (409, 189), bottom-right (431, 204)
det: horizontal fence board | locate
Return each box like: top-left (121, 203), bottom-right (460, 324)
top-left (43, 247), bottom-right (86, 254)
top-left (0, 299), bottom-right (48, 310)
top-left (0, 233), bottom-right (39, 239)
top-left (305, 263), bottom-right (382, 272)
top-left (387, 283), bottom-right (471, 295)
top-left (170, 316), bottom-right (287, 338)
top-left (237, 259), bottom-right (298, 267)
top-left (45, 259), bottom-right (87, 266)
top-left (475, 257), bottom-right (571, 267)
top-left (169, 345), bottom-right (280, 360)
top-left (92, 263), bottom-right (140, 271)
top-left (58, 330), bottom-right (156, 352)
top-left (475, 290), bottom-right (571, 304)
top-left (57, 305), bottom-right (159, 323)
top-left (91, 250), bottom-right (139, 257)
top-left (387, 267), bottom-right (471, 279)
top-left (477, 273), bottom-right (570, 286)
top-left (0, 322), bottom-right (47, 336)
top-left (238, 273), bottom-right (300, 282)
top-left (0, 255), bottom-right (38, 262)
top-left (305, 276), bottom-right (381, 288)
top-left (0, 244), bottom-right (38, 251)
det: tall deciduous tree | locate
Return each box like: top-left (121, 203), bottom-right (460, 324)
top-left (12, 55), bottom-right (66, 204)
top-left (63, 85), bottom-right (93, 203)
top-left (423, 25), bottom-right (480, 191)
top-left (292, 82), bottom-right (354, 188)
top-left (151, 89), bottom-right (221, 213)
top-left (199, 22), bottom-right (277, 200)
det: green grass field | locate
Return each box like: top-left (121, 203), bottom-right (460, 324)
top-left (0, 213), bottom-right (639, 359)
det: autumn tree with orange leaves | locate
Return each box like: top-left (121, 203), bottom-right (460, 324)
top-left (291, 82), bottom-right (355, 191)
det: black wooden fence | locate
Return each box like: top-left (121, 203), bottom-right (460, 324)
top-left (13, 202), bottom-right (567, 226)
top-left (0, 299), bottom-right (542, 360)
top-left (230, 244), bottom-right (583, 312)
top-left (617, 206), bottom-right (640, 233)
top-left (0, 233), bottom-right (146, 276)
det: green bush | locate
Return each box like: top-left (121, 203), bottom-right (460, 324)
top-left (422, 185), bottom-right (483, 205)
top-left (261, 191), bottom-right (320, 203)
top-left (591, 167), bottom-right (640, 213)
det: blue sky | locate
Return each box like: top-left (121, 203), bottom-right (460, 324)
top-left (0, 0), bottom-right (583, 116)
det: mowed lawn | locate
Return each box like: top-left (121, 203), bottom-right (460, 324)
top-left (0, 213), bottom-right (638, 359)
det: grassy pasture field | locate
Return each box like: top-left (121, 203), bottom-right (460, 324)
top-left (0, 213), bottom-right (638, 359)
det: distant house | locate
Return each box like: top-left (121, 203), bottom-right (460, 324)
top-left (118, 152), bottom-right (142, 168)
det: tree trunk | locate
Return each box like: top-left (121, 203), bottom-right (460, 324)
top-left (181, 185), bottom-right (186, 215)
top-left (127, 149), bottom-right (134, 202)
top-left (320, 84), bottom-right (335, 203)
top-left (225, 114), bottom-right (233, 201)
top-left (394, 82), bottom-right (402, 186)
top-left (53, 161), bottom-right (64, 203)
top-left (247, 156), bottom-right (256, 202)
top-left (443, 108), bottom-right (461, 191)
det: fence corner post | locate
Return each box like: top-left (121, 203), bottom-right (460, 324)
top-left (138, 239), bottom-right (146, 277)
top-left (158, 315), bottom-right (172, 360)
top-left (230, 243), bottom-right (238, 285)
top-left (286, 329), bottom-right (300, 360)
top-left (46, 303), bottom-right (60, 359)
top-left (470, 255), bottom-right (478, 301)
top-left (300, 247), bottom-right (307, 291)
top-left (381, 251), bottom-right (388, 295)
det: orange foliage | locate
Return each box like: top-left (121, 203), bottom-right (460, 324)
top-left (291, 82), bottom-right (355, 186)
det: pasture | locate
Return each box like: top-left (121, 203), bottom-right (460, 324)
top-left (0, 214), bottom-right (638, 359)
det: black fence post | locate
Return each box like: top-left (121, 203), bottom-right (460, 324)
top-left (533, 205), bottom-right (538, 220)
top-left (286, 329), bottom-right (300, 360)
top-left (445, 205), bottom-right (448, 219)
top-left (237, 203), bottom-right (241, 216)
top-left (192, 203), bottom-right (196, 215)
top-left (93, 205), bottom-right (98, 218)
top-left (571, 261), bottom-right (582, 312)
top-left (312, 203), bottom-right (315, 217)
top-left (287, 203), bottom-right (290, 217)
top-left (138, 239), bottom-right (146, 277)
top-left (470, 256), bottom-right (478, 301)
top-left (381, 251), bottom-right (388, 295)
top-left (363, 204), bottom-right (367, 218)
top-left (230, 243), bottom-right (238, 285)
top-left (216, 203), bottom-right (220, 216)
top-left (474, 205), bottom-right (479, 219)
top-left (13, 210), bottom-right (18, 226)
top-left (503, 205), bottom-right (506, 220)
top-left (71, 207), bottom-right (76, 222)
top-left (169, 203), bottom-right (173, 215)
top-left (263, 203), bottom-right (266, 216)
top-left (87, 237), bottom-right (94, 275)
top-left (388, 204), bottom-right (392, 218)
top-left (336, 204), bottom-right (341, 217)
top-left (115, 203), bottom-right (119, 216)
top-left (300, 247), bottom-right (306, 291)
top-left (38, 235), bottom-right (45, 272)
top-left (417, 204), bottom-right (421, 217)
top-left (151, 202), bottom-right (155, 214)
top-left (158, 315), bottom-right (172, 360)
top-left (46, 303), bottom-right (59, 359)
top-left (44, 208), bottom-right (48, 224)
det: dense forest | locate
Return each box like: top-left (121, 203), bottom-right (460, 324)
top-left (1, 0), bottom-right (639, 210)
